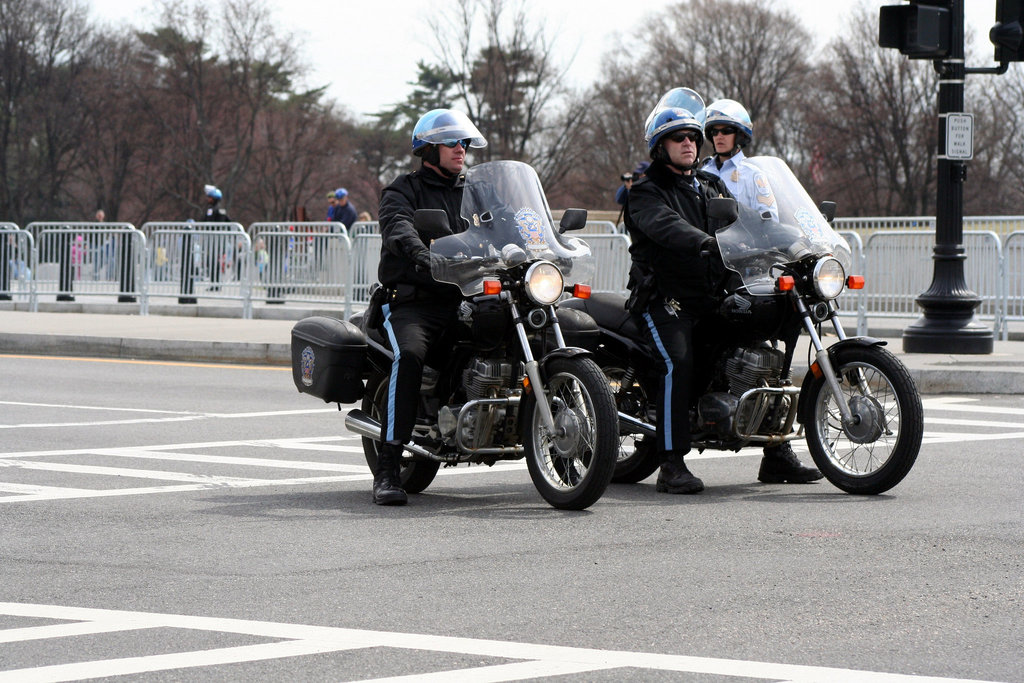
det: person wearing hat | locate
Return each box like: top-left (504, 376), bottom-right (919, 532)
top-left (325, 191), bottom-right (338, 221)
top-left (331, 187), bottom-right (357, 229)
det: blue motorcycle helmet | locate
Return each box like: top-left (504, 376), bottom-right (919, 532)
top-left (204, 184), bottom-right (222, 201)
top-left (645, 107), bottom-right (704, 155)
top-left (643, 87), bottom-right (706, 135)
top-left (411, 109), bottom-right (487, 156)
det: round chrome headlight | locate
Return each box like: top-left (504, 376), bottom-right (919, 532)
top-left (813, 257), bottom-right (846, 300)
top-left (524, 261), bottom-right (564, 305)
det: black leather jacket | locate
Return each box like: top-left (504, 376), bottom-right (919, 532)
top-left (624, 160), bottom-right (732, 308)
top-left (378, 164), bottom-right (465, 298)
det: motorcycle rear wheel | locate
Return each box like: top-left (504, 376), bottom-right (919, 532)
top-left (599, 363), bottom-right (660, 484)
top-left (521, 357), bottom-right (618, 510)
top-left (360, 372), bottom-right (440, 495)
top-left (804, 345), bottom-right (923, 495)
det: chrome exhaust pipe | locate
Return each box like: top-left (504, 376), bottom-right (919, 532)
top-left (618, 411), bottom-right (657, 438)
top-left (344, 409), bottom-right (437, 459)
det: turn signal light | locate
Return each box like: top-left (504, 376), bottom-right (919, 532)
top-left (847, 275), bottom-right (865, 290)
top-left (777, 275), bottom-right (796, 292)
top-left (483, 279), bottom-right (502, 295)
top-left (573, 284), bottom-right (592, 299)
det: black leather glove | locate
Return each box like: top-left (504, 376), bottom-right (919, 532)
top-left (412, 249), bottom-right (444, 274)
top-left (699, 236), bottom-right (718, 258)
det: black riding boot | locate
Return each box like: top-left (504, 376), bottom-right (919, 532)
top-left (656, 451), bottom-right (704, 494)
top-left (372, 442), bottom-right (408, 506)
top-left (758, 443), bottom-right (823, 483)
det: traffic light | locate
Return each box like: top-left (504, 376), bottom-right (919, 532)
top-left (879, 2), bottom-right (951, 58)
top-left (991, 0), bottom-right (1024, 62)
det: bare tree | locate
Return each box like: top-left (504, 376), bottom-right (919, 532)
top-left (809, 7), bottom-right (938, 216)
top-left (426, 0), bottom-right (583, 188)
top-left (0, 0), bottom-right (94, 223)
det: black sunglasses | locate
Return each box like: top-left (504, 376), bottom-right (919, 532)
top-left (667, 130), bottom-right (700, 143)
top-left (710, 126), bottom-right (738, 137)
top-left (441, 139), bottom-right (470, 149)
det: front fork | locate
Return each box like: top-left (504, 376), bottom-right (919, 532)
top-left (793, 295), bottom-right (859, 426)
top-left (507, 294), bottom-right (558, 434)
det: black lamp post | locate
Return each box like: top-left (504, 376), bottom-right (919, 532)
top-left (902, 0), bottom-right (993, 353)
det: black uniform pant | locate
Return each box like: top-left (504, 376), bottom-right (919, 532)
top-left (378, 298), bottom-right (458, 446)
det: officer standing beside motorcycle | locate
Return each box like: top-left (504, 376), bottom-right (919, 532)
top-left (372, 109), bottom-right (487, 506)
top-left (624, 107), bottom-right (732, 494)
top-left (699, 99), bottom-right (822, 485)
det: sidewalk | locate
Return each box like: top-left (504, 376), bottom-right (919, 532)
top-left (1, 305), bottom-right (1024, 393)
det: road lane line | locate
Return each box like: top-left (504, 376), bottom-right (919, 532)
top-left (0, 603), bottom-right (1000, 683)
top-left (0, 621), bottom-right (158, 643)
top-left (0, 640), bottom-right (357, 683)
top-left (358, 660), bottom-right (619, 682)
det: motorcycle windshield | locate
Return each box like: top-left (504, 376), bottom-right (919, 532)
top-left (715, 156), bottom-right (852, 295)
top-left (430, 160), bottom-right (595, 296)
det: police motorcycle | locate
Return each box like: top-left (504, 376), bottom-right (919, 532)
top-left (562, 156), bottom-right (923, 495)
top-left (291, 160), bottom-right (618, 510)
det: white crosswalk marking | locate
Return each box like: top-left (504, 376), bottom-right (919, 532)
top-left (0, 399), bottom-right (1018, 504)
top-left (0, 602), bottom-right (1001, 683)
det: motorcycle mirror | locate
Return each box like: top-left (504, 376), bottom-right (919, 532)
top-left (707, 197), bottom-right (738, 223)
top-left (558, 208), bottom-right (588, 233)
top-left (818, 201), bottom-right (837, 223)
top-left (413, 209), bottom-right (450, 236)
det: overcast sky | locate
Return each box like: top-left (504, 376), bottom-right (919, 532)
top-left (89, 0), bottom-right (1001, 119)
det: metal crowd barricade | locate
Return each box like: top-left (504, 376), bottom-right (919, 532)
top-left (1, 223), bottom-right (35, 309)
top-left (1002, 231), bottom-right (1024, 337)
top-left (349, 221), bottom-right (379, 237)
top-left (349, 231), bottom-right (383, 307)
top-left (579, 233), bottom-right (631, 295)
top-left (858, 230), bottom-right (1004, 334)
top-left (580, 220), bottom-right (619, 234)
top-left (26, 222), bottom-right (146, 311)
top-left (142, 222), bottom-right (252, 318)
top-left (248, 222), bottom-right (352, 317)
top-left (834, 231), bottom-right (867, 336)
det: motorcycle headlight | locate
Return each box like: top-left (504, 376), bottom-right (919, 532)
top-left (524, 261), bottom-right (564, 305)
top-left (813, 257), bottom-right (846, 300)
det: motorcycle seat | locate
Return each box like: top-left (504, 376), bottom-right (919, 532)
top-left (562, 292), bottom-right (641, 339)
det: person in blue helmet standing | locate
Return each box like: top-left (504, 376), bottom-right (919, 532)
top-left (372, 108), bottom-right (487, 506)
top-left (699, 99), bottom-right (821, 484)
top-left (200, 184), bottom-right (230, 289)
top-left (700, 99), bottom-right (779, 222)
top-left (624, 106), bottom-right (732, 494)
top-left (331, 188), bottom-right (357, 229)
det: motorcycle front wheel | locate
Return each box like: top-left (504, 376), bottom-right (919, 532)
top-left (599, 362), bottom-right (660, 484)
top-left (803, 345), bottom-right (923, 495)
top-left (360, 372), bottom-right (440, 495)
top-left (521, 357), bottom-right (618, 510)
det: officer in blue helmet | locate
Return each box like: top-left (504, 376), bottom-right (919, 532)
top-left (372, 108), bottom-right (487, 506)
top-left (624, 106), bottom-right (732, 494)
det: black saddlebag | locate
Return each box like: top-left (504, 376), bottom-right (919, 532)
top-left (291, 316), bottom-right (367, 403)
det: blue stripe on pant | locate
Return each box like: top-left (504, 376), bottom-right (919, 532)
top-left (381, 303), bottom-right (400, 442)
top-left (643, 311), bottom-right (674, 452)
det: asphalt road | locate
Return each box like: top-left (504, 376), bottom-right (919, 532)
top-left (1, 353), bottom-right (1022, 682)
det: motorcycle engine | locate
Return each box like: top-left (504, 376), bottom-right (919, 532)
top-left (463, 358), bottom-right (518, 400)
top-left (698, 346), bottom-right (788, 440)
top-left (439, 358), bottom-right (523, 451)
top-left (724, 346), bottom-right (785, 397)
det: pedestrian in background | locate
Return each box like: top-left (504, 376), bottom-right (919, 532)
top-left (331, 188), bottom-right (357, 229)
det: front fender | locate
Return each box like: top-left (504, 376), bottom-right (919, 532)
top-left (539, 346), bottom-right (592, 377)
top-left (797, 336), bottom-right (887, 423)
